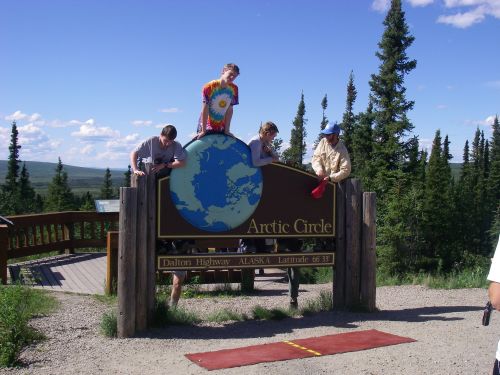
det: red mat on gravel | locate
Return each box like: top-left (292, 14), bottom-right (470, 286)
top-left (186, 329), bottom-right (415, 370)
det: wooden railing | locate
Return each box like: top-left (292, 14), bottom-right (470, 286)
top-left (0, 211), bottom-right (119, 284)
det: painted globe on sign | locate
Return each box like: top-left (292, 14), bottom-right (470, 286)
top-left (169, 134), bottom-right (263, 232)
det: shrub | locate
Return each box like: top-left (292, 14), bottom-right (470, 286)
top-left (100, 311), bottom-right (117, 338)
top-left (206, 309), bottom-right (247, 323)
top-left (152, 298), bottom-right (201, 326)
top-left (252, 305), bottom-right (291, 320)
top-left (0, 285), bottom-right (56, 367)
top-left (300, 290), bottom-right (333, 316)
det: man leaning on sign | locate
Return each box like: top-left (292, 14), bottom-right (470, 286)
top-left (311, 123), bottom-right (351, 184)
top-left (129, 124), bottom-right (188, 309)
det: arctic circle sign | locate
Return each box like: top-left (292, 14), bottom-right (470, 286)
top-left (158, 133), bottom-right (336, 239)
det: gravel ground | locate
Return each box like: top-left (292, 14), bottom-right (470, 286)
top-left (0, 272), bottom-right (497, 375)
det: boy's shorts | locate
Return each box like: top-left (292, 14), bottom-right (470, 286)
top-left (172, 270), bottom-right (187, 278)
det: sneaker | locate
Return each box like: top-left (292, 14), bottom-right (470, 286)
top-left (289, 298), bottom-right (298, 309)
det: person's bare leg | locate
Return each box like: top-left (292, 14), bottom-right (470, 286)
top-left (170, 273), bottom-right (185, 307)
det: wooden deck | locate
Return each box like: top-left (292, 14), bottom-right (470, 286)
top-left (8, 253), bottom-right (107, 295)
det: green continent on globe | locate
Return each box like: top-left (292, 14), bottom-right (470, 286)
top-left (169, 134), bottom-right (263, 232)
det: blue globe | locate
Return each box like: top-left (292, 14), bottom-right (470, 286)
top-left (169, 134), bottom-right (263, 232)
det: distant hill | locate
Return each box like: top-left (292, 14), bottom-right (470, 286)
top-left (0, 160), bottom-right (127, 195)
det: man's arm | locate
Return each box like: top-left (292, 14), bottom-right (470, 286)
top-left (169, 159), bottom-right (186, 169)
top-left (311, 140), bottom-right (327, 180)
top-left (197, 102), bottom-right (209, 139)
top-left (130, 150), bottom-right (145, 176)
top-left (330, 151), bottom-right (352, 183)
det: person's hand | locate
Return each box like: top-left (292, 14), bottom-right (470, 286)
top-left (133, 169), bottom-right (145, 176)
top-left (225, 131), bottom-right (234, 138)
top-left (317, 170), bottom-right (327, 181)
top-left (151, 163), bottom-right (168, 173)
top-left (196, 131), bottom-right (206, 139)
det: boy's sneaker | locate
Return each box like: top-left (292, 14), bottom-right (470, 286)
top-left (289, 297), bottom-right (298, 309)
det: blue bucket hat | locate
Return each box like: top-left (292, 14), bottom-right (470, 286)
top-left (320, 123), bottom-right (341, 135)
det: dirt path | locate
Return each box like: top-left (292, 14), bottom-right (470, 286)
top-left (1, 280), bottom-right (496, 375)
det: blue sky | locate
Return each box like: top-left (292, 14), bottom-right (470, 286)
top-left (0, 0), bottom-right (499, 169)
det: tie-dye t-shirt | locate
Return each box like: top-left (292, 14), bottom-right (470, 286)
top-left (200, 79), bottom-right (239, 132)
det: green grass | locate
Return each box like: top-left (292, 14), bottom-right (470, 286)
top-left (94, 293), bottom-right (118, 305)
top-left (206, 309), bottom-right (248, 323)
top-left (0, 285), bottom-right (58, 367)
top-left (377, 266), bottom-right (489, 289)
top-left (157, 280), bottom-right (247, 301)
top-left (100, 311), bottom-right (118, 338)
top-left (299, 267), bottom-right (333, 284)
top-left (300, 290), bottom-right (333, 316)
top-left (146, 289), bottom-right (336, 328)
top-left (252, 305), bottom-right (293, 320)
top-left (151, 296), bottom-right (201, 326)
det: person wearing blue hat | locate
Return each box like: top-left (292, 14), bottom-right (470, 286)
top-left (311, 122), bottom-right (351, 184)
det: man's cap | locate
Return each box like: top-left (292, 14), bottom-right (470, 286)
top-left (320, 123), bottom-right (341, 135)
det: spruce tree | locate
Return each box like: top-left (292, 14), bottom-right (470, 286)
top-left (314, 94), bottom-right (329, 150)
top-left (351, 102), bottom-right (374, 186)
top-left (472, 129), bottom-right (490, 254)
top-left (123, 165), bottom-right (132, 188)
top-left (369, 0), bottom-right (416, 181)
top-left (45, 158), bottom-right (77, 212)
top-left (282, 92), bottom-right (307, 168)
top-left (18, 163), bottom-right (37, 214)
top-left (340, 71), bottom-right (357, 155)
top-left (271, 137), bottom-right (283, 159)
top-left (455, 139), bottom-right (475, 255)
top-left (1, 121), bottom-right (22, 214)
top-left (80, 191), bottom-right (95, 211)
top-left (5, 121), bottom-right (21, 193)
top-left (489, 116), bottom-right (500, 205)
top-left (421, 130), bottom-right (454, 270)
top-left (367, 0), bottom-right (418, 274)
top-left (100, 168), bottom-right (114, 199)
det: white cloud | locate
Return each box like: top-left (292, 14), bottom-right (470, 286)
top-left (437, 6), bottom-right (486, 27)
top-left (131, 120), bottom-right (153, 127)
top-left (444, 0), bottom-right (487, 7)
top-left (80, 144), bottom-right (94, 155)
top-left (71, 121), bottom-right (120, 141)
top-left (371, 0), bottom-right (500, 27)
top-left (465, 114), bottom-right (497, 129)
top-left (94, 150), bottom-right (129, 165)
top-left (5, 110), bottom-right (41, 122)
top-left (106, 133), bottom-right (141, 152)
top-left (438, 1), bottom-right (500, 28)
top-left (17, 123), bottom-right (61, 158)
top-left (0, 127), bottom-right (10, 158)
top-left (159, 107), bottom-right (181, 113)
top-left (372, 0), bottom-right (390, 12)
top-left (408, 0), bottom-right (435, 6)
